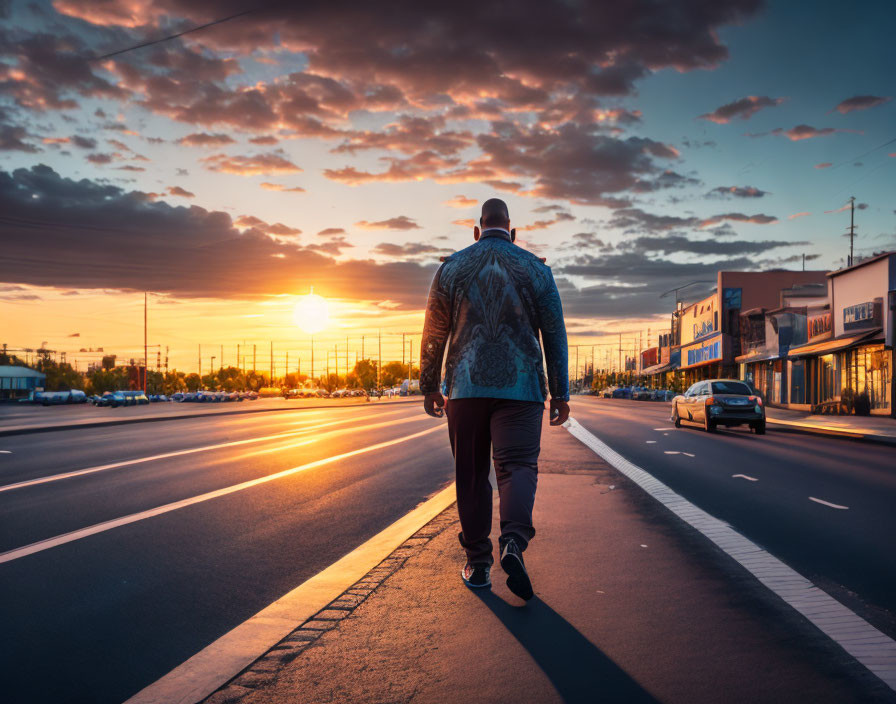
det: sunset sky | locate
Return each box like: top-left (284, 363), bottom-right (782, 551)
top-left (1, 0), bottom-right (893, 374)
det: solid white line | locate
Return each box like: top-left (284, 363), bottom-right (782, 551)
top-left (663, 450), bottom-right (680, 455)
top-left (809, 496), bottom-right (849, 510)
top-left (0, 409), bottom-right (415, 494)
top-left (732, 474), bottom-right (758, 482)
top-left (563, 417), bottom-right (896, 691)
top-left (645, 441), bottom-right (657, 444)
top-left (0, 450), bottom-right (11, 454)
top-left (0, 424), bottom-right (443, 565)
top-left (125, 482), bottom-right (457, 704)
top-left (682, 452), bottom-right (696, 458)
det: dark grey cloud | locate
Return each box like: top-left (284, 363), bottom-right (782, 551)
top-left (707, 185), bottom-right (767, 198)
top-left (0, 165), bottom-right (438, 306)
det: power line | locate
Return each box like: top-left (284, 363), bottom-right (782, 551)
top-left (825, 135), bottom-right (896, 171)
top-left (91, 7), bottom-right (265, 61)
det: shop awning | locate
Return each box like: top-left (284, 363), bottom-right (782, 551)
top-left (642, 362), bottom-right (673, 375)
top-left (787, 329), bottom-right (883, 358)
top-left (735, 350), bottom-right (778, 364)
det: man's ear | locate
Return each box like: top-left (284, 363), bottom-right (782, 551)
top-left (510, 227), bottom-right (516, 242)
top-left (473, 226), bottom-right (480, 241)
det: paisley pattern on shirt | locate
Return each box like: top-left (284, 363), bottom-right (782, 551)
top-left (419, 230), bottom-right (569, 403)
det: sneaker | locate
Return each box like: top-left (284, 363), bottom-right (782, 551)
top-left (461, 562), bottom-right (491, 589)
top-left (500, 537), bottom-right (533, 601)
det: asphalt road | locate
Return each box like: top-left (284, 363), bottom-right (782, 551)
top-left (570, 397), bottom-right (896, 637)
top-left (2, 398), bottom-right (893, 702)
top-left (0, 403), bottom-right (453, 704)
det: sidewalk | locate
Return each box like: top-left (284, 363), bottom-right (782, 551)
top-left (766, 406), bottom-right (896, 445)
top-left (202, 424), bottom-right (889, 704)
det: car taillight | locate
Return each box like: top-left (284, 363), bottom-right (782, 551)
top-left (749, 395), bottom-right (762, 406)
top-left (705, 396), bottom-right (717, 405)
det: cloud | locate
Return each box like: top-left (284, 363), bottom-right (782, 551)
top-left (788, 212), bottom-right (810, 219)
top-left (698, 212), bottom-right (778, 227)
top-left (166, 185), bottom-right (194, 198)
top-left (443, 195), bottom-right (478, 208)
top-left (0, 122), bottom-right (39, 152)
top-left (698, 96), bottom-right (784, 123)
top-left (259, 182), bottom-right (306, 192)
top-left (831, 95), bottom-right (891, 114)
top-left (324, 151), bottom-right (459, 185)
top-left (814, 162), bottom-right (833, 169)
top-left (317, 228), bottom-right (346, 236)
top-left (70, 135), bottom-right (97, 149)
top-left (177, 132), bottom-right (236, 147)
top-left (518, 212), bottom-right (575, 231)
top-left (607, 208), bottom-right (700, 233)
top-left (371, 242), bottom-right (451, 258)
top-left (201, 152), bottom-right (302, 176)
top-left (707, 185), bottom-right (767, 198)
top-left (751, 125), bottom-right (862, 141)
top-left (355, 216), bottom-right (421, 231)
top-left (452, 218), bottom-right (476, 228)
top-left (0, 165), bottom-right (438, 305)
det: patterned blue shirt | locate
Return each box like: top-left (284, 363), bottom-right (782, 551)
top-left (420, 229), bottom-right (569, 402)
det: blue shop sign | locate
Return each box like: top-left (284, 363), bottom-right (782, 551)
top-left (685, 336), bottom-right (723, 366)
top-left (843, 299), bottom-right (881, 331)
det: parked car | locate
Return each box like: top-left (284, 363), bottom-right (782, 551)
top-left (611, 386), bottom-right (632, 399)
top-left (96, 391), bottom-right (127, 407)
top-left (671, 379), bottom-right (765, 434)
top-left (631, 386), bottom-right (652, 401)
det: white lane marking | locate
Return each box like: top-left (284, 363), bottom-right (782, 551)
top-left (682, 452), bottom-right (696, 458)
top-left (732, 474), bottom-right (758, 482)
top-left (663, 451), bottom-right (680, 455)
top-left (645, 440), bottom-right (657, 444)
top-left (640, 544), bottom-right (648, 548)
top-left (563, 417), bottom-right (896, 691)
top-left (0, 450), bottom-right (11, 454)
top-left (0, 424), bottom-right (443, 565)
top-left (125, 481), bottom-right (457, 704)
top-left (809, 497), bottom-right (849, 510)
top-left (653, 428), bottom-right (668, 431)
top-left (0, 409), bottom-right (415, 494)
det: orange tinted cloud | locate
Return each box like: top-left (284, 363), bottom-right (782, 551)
top-left (355, 216), bottom-right (420, 231)
top-left (788, 212), bottom-right (810, 220)
top-left (202, 152), bottom-right (302, 176)
top-left (442, 195), bottom-right (478, 208)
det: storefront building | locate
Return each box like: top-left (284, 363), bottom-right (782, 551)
top-left (787, 252), bottom-right (895, 416)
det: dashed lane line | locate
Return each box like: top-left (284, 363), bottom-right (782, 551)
top-left (0, 408), bottom-right (415, 494)
top-left (732, 474), bottom-right (759, 482)
top-left (564, 416), bottom-right (896, 692)
top-left (0, 424), bottom-right (443, 566)
top-left (809, 497), bottom-right (849, 510)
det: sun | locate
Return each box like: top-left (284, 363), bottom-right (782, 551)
top-left (294, 290), bottom-right (329, 335)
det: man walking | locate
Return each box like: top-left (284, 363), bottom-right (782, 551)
top-left (420, 198), bottom-right (569, 600)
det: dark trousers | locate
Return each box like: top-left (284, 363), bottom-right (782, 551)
top-left (446, 398), bottom-right (543, 565)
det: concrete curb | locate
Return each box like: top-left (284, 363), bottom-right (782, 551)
top-left (125, 484), bottom-right (458, 704)
top-left (200, 505), bottom-right (459, 704)
top-left (0, 398), bottom-right (418, 438)
top-left (766, 418), bottom-right (896, 447)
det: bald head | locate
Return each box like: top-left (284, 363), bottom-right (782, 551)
top-left (480, 198), bottom-right (510, 229)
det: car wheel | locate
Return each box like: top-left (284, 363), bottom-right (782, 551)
top-left (752, 421), bottom-right (766, 435)
top-left (671, 407), bottom-right (681, 428)
top-left (704, 416), bottom-right (716, 433)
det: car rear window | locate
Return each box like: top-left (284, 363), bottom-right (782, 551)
top-left (711, 381), bottom-right (752, 395)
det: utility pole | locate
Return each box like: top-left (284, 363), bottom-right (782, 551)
top-left (143, 292), bottom-right (148, 393)
top-left (326, 351), bottom-right (331, 391)
top-left (237, 344), bottom-right (240, 373)
top-left (346, 336), bottom-right (349, 378)
top-left (199, 344), bottom-right (202, 378)
top-left (847, 196), bottom-right (856, 267)
top-left (575, 345), bottom-right (579, 392)
top-left (402, 332), bottom-right (406, 380)
top-left (361, 335), bottom-right (365, 360)
top-left (311, 335), bottom-right (315, 388)
top-left (285, 350), bottom-right (289, 382)
top-left (270, 341), bottom-right (273, 384)
top-left (253, 344), bottom-right (256, 374)
top-left (408, 335), bottom-right (414, 382)
top-left (377, 329), bottom-right (382, 392)
top-left (220, 344), bottom-right (223, 371)
top-left (618, 333), bottom-right (622, 375)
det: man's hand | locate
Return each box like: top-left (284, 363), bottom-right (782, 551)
top-left (424, 391), bottom-right (446, 418)
top-left (549, 399), bottom-right (570, 426)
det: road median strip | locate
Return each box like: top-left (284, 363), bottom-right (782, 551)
top-left (125, 484), bottom-right (458, 704)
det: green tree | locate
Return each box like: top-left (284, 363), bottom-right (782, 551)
top-left (352, 359), bottom-right (378, 389)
